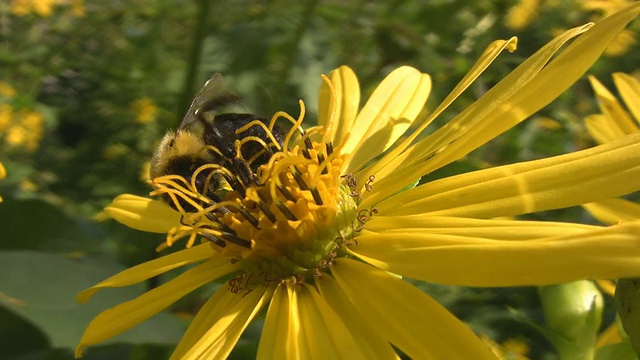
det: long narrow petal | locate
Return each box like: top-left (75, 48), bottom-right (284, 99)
top-left (316, 275), bottom-right (403, 360)
top-left (588, 75), bottom-right (637, 137)
top-left (180, 285), bottom-right (271, 360)
top-left (361, 23), bottom-right (591, 205)
top-left (101, 194), bottom-right (181, 233)
top-left (363, 4), bottom-right (640, 206)
top-left (258, 284), bottom-right (303, 359)
top-left (367, 215), bottom-right (599, 239)
top-left (613, 72), bottom-right (640, 125)
top-left (318, 66), bottom-right (360, 147)
top-left (331, 259), bottom-right (496, 359)
top-left (585, 114), bottom-right (628, 144)
top-left (378, 131), bottom-right (640, 218)
top-left (343, 67), bottom-right (432, 174)
top-left (358, 37), bottom-right (517, 185)
top-left (298, 284), bottom-right (370, 360)
top-left (76, 243), bottom-right (220, 303)
top-left (76, 258), bottom-right (239, 357)
top-left (171, 284), bottom-right (238, 359)
top-left (350, 222), bottom-right (640, 287)
top-left (584, 198), bottom-right (640, 225)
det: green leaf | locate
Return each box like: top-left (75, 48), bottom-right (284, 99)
top-left (0, 251), bottom-right (184, 350)
top-left (0, 199), bottom-right (103, 251)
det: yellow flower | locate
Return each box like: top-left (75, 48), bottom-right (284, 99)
top-left (3, 110), bottom-right (44, 152)
top-left (77, 5), bottom-right (640, 359)
top-left (505, 0), bottom-right (541, 30)
top-left (583, 72), bottom-right (640, 224)
top-left (131, 97), bottom-right (158, 124)
top-left (11, 0), bottom-right (57, 17)
top-left (583, 0), bottom-right (638, 56)
top-left (0, 162), bottom-right (5, 203)
top-left (0, 82), bottom-right (16, 98)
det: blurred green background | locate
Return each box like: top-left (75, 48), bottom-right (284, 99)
top-left (1, 0), bottom-right (639, 359)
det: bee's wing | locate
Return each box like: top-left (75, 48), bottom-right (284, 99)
top-left (179, 73), bottom-right (240, 130)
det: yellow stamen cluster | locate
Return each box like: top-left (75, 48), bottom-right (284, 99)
top-left (151, 122), bottom-right (359, 285)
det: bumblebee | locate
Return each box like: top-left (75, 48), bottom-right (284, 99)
top-left (150, 74), bottom-right (285, 211)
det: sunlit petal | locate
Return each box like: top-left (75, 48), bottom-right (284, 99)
top-left (585, 114), bottom-right (628, 144)
top-left (316, 276), bottom-right (399, 359)
top-left (351, 222), bottom-right (640, 286)
top-left (331, 258), bottom-right (496, 359)
top-left (180, 286), bottom-right (271, 360)
top-left (362, 4), bottom-right (640, 205)
top-left (76, 243), bottom-right (221, 303)
top-left (76, 258), bottom-right (238, 357)
top-left (102, 194), bottom-right (181, 233)
top-left (359, 37), bottom-right (518, 185)
top-left (296, 284), bottom-right (371, 359)
top-left (258, 284), bottom-right (303, 359)
top-left (367, 215), bottom-right (599, 239)
top-left (318, 66), bottom-right (360, 147)
top-left (613, 72), bottom-right (640, 125)
top-left (378, 132), bottom-right (640, 218)
top-left (589, 75), bottom-right (637, 136)
top-left (584, 198), bottom-right (640, 225)
top-left (171, 284), bottom-right (238, 359)
top-left (343, 67), bottom-right (432, 174)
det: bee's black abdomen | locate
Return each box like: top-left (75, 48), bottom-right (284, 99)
top-left (201, 113), bottom-right (286, 184)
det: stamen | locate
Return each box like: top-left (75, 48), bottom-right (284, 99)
top-left (303, 137), bottom-right (314, 150)
top-left (238, 206), bottom-right (261, 229)
top-left (276, 202), bottom-right (298, 221)
top-left (310, 187), bottom-right (323, 206)
top-left (225, 174), bottom-right (247, 197)
top-left (235, 120), bottom-right (283, 152)
top-left (256, 193), bottom-right (277, 223)
top-left (277, 185), bottom-right (296, 202)
top-left (316, 152), bottom-right (327, 174)
top-left (325, 142), bottom-right (334, 156)
top-left (291, 167), bottom-right (309, 190)
top-left (220, 233), bottom-right (252, 248)
top-left (200, 232), bottom-right (228, 248)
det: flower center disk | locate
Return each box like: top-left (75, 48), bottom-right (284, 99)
top-left (153, 137), bottom-right (359, 285)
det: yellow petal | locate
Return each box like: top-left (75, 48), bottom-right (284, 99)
top-left (331, 258), bottom-right (497, 359)
top-left (363, 4), bottom-right (640, 206)
top-left (343, 67), bottom-right (432, 173)
top-left (180, 285), bottom-right (271, 360)
top-left (361, 22), bottom-right (590, 206)
top-left (613, 72), bottom-right (640, 124)
top-left (76, 258), bottom-right (238, 357)
top-left (76, 244), bottom-right (220, 303)
top-left (350, 222), bottom-right (640, 286)
top-left (589, 75), bottom-right (637, 138)
top-left (585, 114), bottom-right (629, 144)
top-left (296, 284), bottom-right (370, 360)
top-left (171, 283), bottom-right (238, 359)
top-left (378, 131), bottom-right (640, 218)
top-left (357, 37), bottom-right (517, 187)
top-left (318, 66), bottom-right (360, 147)
top-left (584, 198), bottom-right (640, 225)
top-left (367, 215), bottom-right (599, 239)
top-left (258, 284), bottom-right (303, 359)
top-left (596, 322), bottom-right (622, 347)
top-left (316, 275), bottom-right (404, 360)
top-left (102, 194), bottom-right (181, 233)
